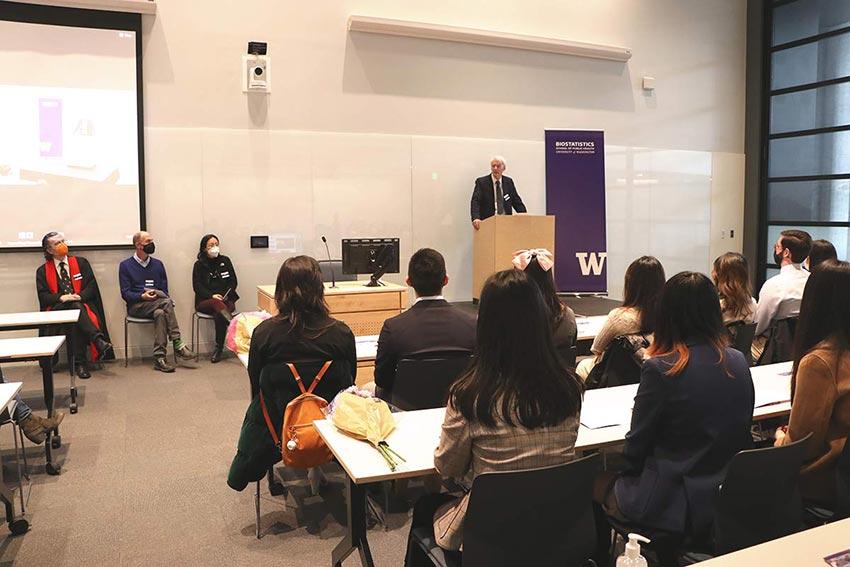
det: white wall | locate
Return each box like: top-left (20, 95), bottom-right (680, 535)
top-left (0, 1), bottom-right (747, 357)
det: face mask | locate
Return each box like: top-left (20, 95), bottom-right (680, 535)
top-left (207, 246), bottom-right (220, 258)
top-left (143, 242), bottom-right (156, 255)
top-left (53, 242), bottom-right (69, 257)
top-left (773, 250), bottom-right (783, 265)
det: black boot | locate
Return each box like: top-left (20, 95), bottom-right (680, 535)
top-left (211, 346), bottom-right (223, 363)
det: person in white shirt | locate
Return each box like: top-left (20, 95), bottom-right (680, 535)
top-left (752, 229), bottom-right (812, 358)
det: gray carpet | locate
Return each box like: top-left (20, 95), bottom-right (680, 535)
top-left (0, 357), bottom-right (413, 566)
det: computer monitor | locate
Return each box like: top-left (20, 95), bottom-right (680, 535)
top-left (341, 238), bottom-right (400, 286)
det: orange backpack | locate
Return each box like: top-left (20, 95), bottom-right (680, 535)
top-left (259, 361), bottom-right (334, 469)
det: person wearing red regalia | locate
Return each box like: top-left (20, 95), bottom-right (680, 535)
top-left (35, 232), bottom-right (113, 379)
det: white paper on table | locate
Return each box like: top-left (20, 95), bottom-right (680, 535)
top-left (355, 335), bottom-right (379, 359)
top-left (580, 403), bottom-right (632, 430)
top-left (753, 381), bottom-right (791, 407)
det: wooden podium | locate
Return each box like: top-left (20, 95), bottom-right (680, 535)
top-left (473, 215), bottom-right (555, 300)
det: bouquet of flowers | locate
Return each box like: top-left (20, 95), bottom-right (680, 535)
top-left (327, 388), bottom-right (406, 471)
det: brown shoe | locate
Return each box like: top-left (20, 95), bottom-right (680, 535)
top-left (19, 412), bottom-right (64, 445)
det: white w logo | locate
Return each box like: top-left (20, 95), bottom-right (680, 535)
top-left (575, 252), bottom-right (607, 276)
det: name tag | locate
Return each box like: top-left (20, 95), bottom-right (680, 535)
top-left (73, 274), bottom-right (83, 281)
top-left (221, 271), bottom-right (230, 278)
top-left (144, 279), bottom-right (155, 288)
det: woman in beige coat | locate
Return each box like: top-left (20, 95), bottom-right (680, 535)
top-left (404, 268), bottom-right (585, 565)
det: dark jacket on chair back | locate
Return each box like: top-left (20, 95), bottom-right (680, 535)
top-left (374, 299), bottom-right (477, 394)
top-left (615, 343), bottom-right (754, 535)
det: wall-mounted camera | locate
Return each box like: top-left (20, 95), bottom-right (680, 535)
top-left (242, 41), bottom-right (271, 93)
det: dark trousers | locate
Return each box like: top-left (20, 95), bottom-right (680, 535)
top-left (196, 298), bottom-right (235, 348)
top-left (53, 301), bottom-right (101, 360)
top-left (405, 493), bottom-right (460, 567)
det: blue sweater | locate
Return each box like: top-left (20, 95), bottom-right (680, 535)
top-left (118, 256), bottom-right (169, 305)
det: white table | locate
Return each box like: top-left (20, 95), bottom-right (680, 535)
top-left (0, 381), bottom-right (29, 535)
top-left (0, 336), bottom-right (66, 475)
top-left (0, 309), bottom-right (82, 414)
top-left (697, 518), bottom-right (850, 566)
top-left (316, 361), bottom-right (795, 566)
top-left (0, 310), bottom-right (81, 329)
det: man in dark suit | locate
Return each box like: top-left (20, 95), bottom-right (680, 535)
top-left (470, 155), bottom-right (527, 230)
top-left (374, 248), bottom-right (477, 397)
top-left (35, 231), bottom-right (113, 379)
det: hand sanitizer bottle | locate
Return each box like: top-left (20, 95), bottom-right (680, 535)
top-left (616, 533), bottom-right (650, 567)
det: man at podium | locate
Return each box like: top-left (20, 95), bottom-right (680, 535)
top-left (470, 156), bottom-right (527, 230)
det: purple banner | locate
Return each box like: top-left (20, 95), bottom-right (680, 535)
top-left (545, 130), bottom-right (607, 293)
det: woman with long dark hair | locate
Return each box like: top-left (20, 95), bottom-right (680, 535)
top-left (774, 260), bottom-right (850, 505)
top-left (594, 272), bottom-right (754, 536)
top-left (246, 255), bottom-right (356, 397)
top-left (805, 239), bottom-right (838, 272)
top-left (229, 256), bottom-right (355, 492)
top-left (405, 269), bottom-right (584, 564)
top-left (192, 234), bottom-right (239, 362)
top-left (712, 252), bottom-right (757, 324)
top-left (513, 249), bottom-right (577, 355)
top-left (576, 256), bottom-right (665, 378)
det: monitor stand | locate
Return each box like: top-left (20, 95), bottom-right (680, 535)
top-left (366, 268), bottom-right (387, 287)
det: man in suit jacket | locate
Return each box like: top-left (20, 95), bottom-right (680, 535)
top-left (470, 155), bottom-right (527, 230)
top-left (374, 248), bottom-right (477, 397)
top-left (36, 231), bottom-right (113, 379)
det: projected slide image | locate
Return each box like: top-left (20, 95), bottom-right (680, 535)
top-left (0, 19), bottom-right (142, 248)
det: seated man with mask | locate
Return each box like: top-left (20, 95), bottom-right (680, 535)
top-left (36, 231), bottom-right (113, 379)
top-left (119, 231), bottom-right (194, 372)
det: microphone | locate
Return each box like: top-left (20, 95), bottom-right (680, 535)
top-left (321, 235), bottom-right (337, 288)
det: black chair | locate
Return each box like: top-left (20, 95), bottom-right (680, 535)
top-left (390, 355), bottom-right (472, 411)
top-left (558, 344), bottom-right (578, 369)
top-left (726, 321), bottom-right (757, 366)
top-left (757, 316), bottom-right (798, 365)
top-left (317, 260), bottom-right (357, 283)
top-left (711, 432), bottom-right (812, 554)
top-left (252, 359), bottom-right (352, 537)
top-left (803, 437), bottom-right (850, 526)
top-left (585, 335), bottom-right (649, 390)
top-left (413, 454), bottom-right (602, 567)
top-left (667, 434), bottom-right (813, 565)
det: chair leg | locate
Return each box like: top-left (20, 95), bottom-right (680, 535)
top-left (255, 480), bottom-right (261, 539)
top-left (15, 427), bottom-right (29, 482)
top-left (191, 313), bottom-right (198, 362)
top-left (11, 423), bottom-right (25, 515)
top-left (124, 319), bottom-right (129, 367)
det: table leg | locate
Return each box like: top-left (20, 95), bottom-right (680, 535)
top-left (67, 324), bottom-right (75, 378)
top-left (332, 476), bottom-right (373, 567)
top-left (0, 443), bottom-right (27, 536)
top-left (41, 358), bottom-right (61, 475)
top-left (67, 324), bottom-right (77, 414)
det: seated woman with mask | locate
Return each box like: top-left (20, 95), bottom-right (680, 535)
top-left (192, 234), bottom-right (239, 363)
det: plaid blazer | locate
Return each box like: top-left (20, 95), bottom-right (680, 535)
top-left (432, 402), bottom-right (580, 550)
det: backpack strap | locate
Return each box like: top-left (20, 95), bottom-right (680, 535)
top-left (259, 392), bottom-right (281, 449)
top-left (286, 361), bottom-right (333, 395)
